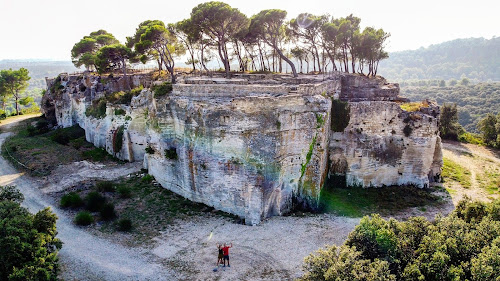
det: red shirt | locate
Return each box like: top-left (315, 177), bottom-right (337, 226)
top-left (222, 246), bottom-right (230, 256)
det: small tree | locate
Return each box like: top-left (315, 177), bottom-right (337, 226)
top-left (132, 20), bottom-right (185, 83)
top-left (190, 1), bottom-right (249, 78)
top-left (478, 113), bottom-right (498, 146)
top-left (440, 103), bottom-right (463, 140)
top-left (0, 68), bottom-right (31, 115)
top-left (95, 44), bottom-right (133, 79)
top-left (250, 9), bottom-right (298, 77)
top-left (71, 30), bottom-right (119, 70)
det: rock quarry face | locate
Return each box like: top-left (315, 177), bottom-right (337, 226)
top-left (42, 72), bottom-right (442, 225)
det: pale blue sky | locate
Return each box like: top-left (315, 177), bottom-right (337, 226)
top-left (0, 0), bottom-right (498, 60)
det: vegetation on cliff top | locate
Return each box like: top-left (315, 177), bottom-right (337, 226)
top-left (70, 1), bottom-right (390, 81)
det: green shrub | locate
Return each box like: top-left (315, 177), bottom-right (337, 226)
top-left (125, 115), bottom-right (132, 121)
top-left (114, 108), bottom-right (126, 116)
top-left (164, 147), bottom-right (178, 160)
top-left (0, 109), bottom-right (6, 120)
top-left (85, 98), bottom-right (107, 119)
top-left (117, 218), bottom-right (132, 231)
top-left (152, 82), bottom-right (173, 97)
top-left (0, 187), bottom-right (62, 280)
top-left (96, 181), bottom-right (114, 192)
top-left (458, 132), bottom-right (484, 145)
top-left (141, 174), bottom-right (154, 183)
top-left (60, 192), bottom-right (84, 208)
top-left (100, 203), bottom-right (116, 221)
top-left (300, 198), bottom-right (500, 281)
top-left (0, 185), bottom-right (24, 203)
top-left (145, 146), bottom-right (154, 154)
top-left (117, 185), bottom-right (132, 198)
top-left (85, 191), bottom-right (106, 212)
top-left (74, 211), bottom-right (93, 226)
top-left (107, 86), bottom-right (143, 105)
top-left (113, 125), bottom-right (125, 153)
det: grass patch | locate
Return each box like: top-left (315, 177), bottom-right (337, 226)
top-left (477, 167), bottom-right (500, 194)
top-left (399, 101), bottom-right (428, 112)
top-left (441, 157), bottom-right (472, 188)
top-left (99, 173), bottom-right (238, 240)
top-left (1, 117), bottom-right (116, 176)
top-left (319, 185), bottom-right (441, 217)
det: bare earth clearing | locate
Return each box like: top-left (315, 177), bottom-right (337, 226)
top-left (1, 116), bottom-right (498, 280)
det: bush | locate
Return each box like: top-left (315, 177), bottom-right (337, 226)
top-left (117, 218), bottom-right (132, 232)
top-left (141, 174), bottom-right (154, 183)
top-left (85, 98), bottom-right (107, 119)
top-left (117, 186), bottom-right (132, 198)
top-left (152, 82), bottom-right (173, 97)
top-left (107, 86), bottom-right (143, 105)
top-left (0, 187), bottom-right (61, 280)
top-left (0, 185), bottom-right (24, 203)
top-left (74, 211), bottom-right (93, 226)
top-left (113, 125), bottom-right (125, 153)
top-left (100, 203), bottom-right (116, 221)
top-left (164, 147), bottom-right (178, 160)
top-left (145, 146), bottom-right (155, 154)
top-left (114, 108), bottom-right (126, 116)
top-left (300, 198), bottom-right (500, 281)
top-left (96, 181), bottom-right (115, 192)
top-left (60, 192), bottom-right (84, 208)
top-left (0, 109), bottom-right (6, 120)
top-left (85, 191), bottom-right (106, 212)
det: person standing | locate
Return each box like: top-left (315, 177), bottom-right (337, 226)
top-left (216, 243), bottom-right (224, 267)
top-left (222, 243), bottom-right (232, 267)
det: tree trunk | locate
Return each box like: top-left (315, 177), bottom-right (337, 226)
top-left (14, 91), bottom-right (19, 115)
top-left (273, 44), bottom-right (297, 78)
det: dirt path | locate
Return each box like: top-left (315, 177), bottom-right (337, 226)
top-left (0, 120), bottom-right (176, 281)
top-left (442, 140), bottom-right (500, 204)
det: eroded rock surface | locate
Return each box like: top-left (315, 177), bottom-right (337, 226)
top-left (42, 72), bottom-right (442, 224)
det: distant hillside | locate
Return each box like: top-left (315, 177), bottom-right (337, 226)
top-left (401, 83), bottom-right (500, 133)
top-left (380, 37), bottom-right (500, 82)
top-left (0, 60), bottom-right (79, 89)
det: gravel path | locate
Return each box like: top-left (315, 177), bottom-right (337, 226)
top-left (0, 121), bottom-right (175, 281)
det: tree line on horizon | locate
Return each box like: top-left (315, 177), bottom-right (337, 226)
top-left (70, 1), bottom-right (390, 83)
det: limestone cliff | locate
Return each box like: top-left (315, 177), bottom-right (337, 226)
top-left (42, 72), bottom-right (442, 225)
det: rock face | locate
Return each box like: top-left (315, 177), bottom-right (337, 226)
top-left (42, 72), bottom-right (442, 225)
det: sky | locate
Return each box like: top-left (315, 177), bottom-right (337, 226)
top-left (0, 0), bottom-right (498, 60)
